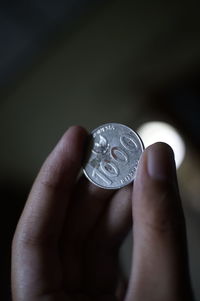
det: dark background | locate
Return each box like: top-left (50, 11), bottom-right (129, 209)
top-left (1, 1), bottom-right (200, 300)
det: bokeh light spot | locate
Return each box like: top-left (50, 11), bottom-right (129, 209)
top-left (137, 121), bottom-right (186, 168)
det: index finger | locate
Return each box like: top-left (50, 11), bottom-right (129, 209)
top-left (14, 126), bottom-right (88, 246)
top-left (12, 126), bottom-right (88, 300)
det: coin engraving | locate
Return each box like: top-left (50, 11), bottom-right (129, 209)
top-left (92, 168), bottom-right (112, 185)
top-left (120, 135), bottom-right (138, 151)
top-left (92, 135), bottom-right (109, 154)
top-left (111, 147), bottom-right (128, 164)
top-left (93, 124), bottom-right (115, 138)
top-left (100, 160), bottom-right (119, 177)
top-left (83, 123), bottom-right (144, 189)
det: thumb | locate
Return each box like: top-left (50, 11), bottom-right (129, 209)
top-left (125, 143), bottom-right (194, 301)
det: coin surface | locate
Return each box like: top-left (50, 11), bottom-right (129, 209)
top-left (83, 123), bottom-right (144, 189)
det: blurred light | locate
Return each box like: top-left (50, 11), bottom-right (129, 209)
top-left (137, 121), bottom-right (186, 168)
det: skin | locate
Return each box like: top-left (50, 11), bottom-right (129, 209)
top-left (12, 126), bottom-right (194, 301)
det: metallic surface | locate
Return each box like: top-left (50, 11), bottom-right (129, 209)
top-left (83, 123), bottom-right (144, 189)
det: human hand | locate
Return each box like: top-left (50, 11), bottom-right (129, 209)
top-left (12, 126), bottom-right (194, 301)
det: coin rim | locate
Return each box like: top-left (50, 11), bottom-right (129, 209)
top-left (83, 122), bottom-right (145, 189)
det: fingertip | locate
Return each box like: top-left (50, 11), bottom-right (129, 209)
top-left (146, 142), bottom-right (176, 181)
top-left (136, 142), bottom-right (176, 183)
top-left (133, 140), bottom-right (181, 230)
top-left (55, 125), bottom-right (88, 156)
top-left (38, 125), bottom-right (89, 193)
top-left (61, 125), bottom-right (88, 144)
top-left (66, 125), bottom-right (88, 136)
top-left (146, 142), bottom-right (174, 155)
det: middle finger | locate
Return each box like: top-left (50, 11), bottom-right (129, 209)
top-left (63, 174), bottom-right (115, 245)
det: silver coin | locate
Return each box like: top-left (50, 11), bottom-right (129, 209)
top-left (83, 123), bottom-right (144, 189)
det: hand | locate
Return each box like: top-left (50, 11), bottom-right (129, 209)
top-left (12, 126), bottom-right (194, 301)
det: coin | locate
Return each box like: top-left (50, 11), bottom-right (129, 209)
top-left (83, 123), bottom-right (144, 189)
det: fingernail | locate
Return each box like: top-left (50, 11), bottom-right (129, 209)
top-left (147, 143), bottom-right (176, 181)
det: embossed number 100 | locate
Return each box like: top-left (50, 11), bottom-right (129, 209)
top-left (92, 135), bottom-right (137, 185)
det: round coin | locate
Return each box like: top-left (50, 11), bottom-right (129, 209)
top-left (83, 123), bottom-right (144, 189)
